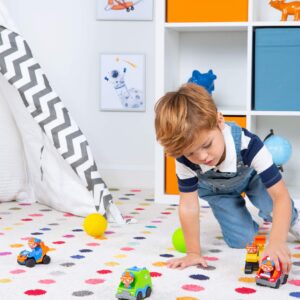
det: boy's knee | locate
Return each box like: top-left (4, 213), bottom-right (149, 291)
top-left (224, 232), bottom-right (255, 249)
top-left (226, 239), bottom-right (249, 249)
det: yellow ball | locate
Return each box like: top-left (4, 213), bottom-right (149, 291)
top-left (83, 213), bottom-right (107, 237)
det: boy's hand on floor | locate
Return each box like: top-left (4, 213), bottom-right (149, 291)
top-left (262, 242), bottom-right (292, 274)
top-left (166, 253), bottom-right (208, 270)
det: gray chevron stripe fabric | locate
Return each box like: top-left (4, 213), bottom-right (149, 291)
top-left (0, 26), bottom-right (122, 221)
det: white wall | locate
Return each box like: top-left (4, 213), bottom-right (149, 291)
top-left (2, 0), bottom-right (155, 188)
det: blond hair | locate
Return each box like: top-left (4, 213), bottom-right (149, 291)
top-left (154, 83), bottom-right (218, 157)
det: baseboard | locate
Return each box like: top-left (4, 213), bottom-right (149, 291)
top-left (101, 166), bottom-right (154, 189)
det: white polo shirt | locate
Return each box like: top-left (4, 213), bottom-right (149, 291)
top-left (176, 124), bottom-right (281, 193)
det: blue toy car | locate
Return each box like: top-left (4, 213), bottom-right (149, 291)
top-left (17, 238), bottom-right (51, 268)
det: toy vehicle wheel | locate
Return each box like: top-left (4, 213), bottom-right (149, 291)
top-left (146, 287), bottom-right (152, 297)
top-left (42, 255), bottom-right (51, 264)
top-left (282, 274), bottom-right (288, 285)
top-left (274, 279), bottom-right (280, 289)
top-left (244, 262), bottom-right (253, 274)
top-left (136, 291), bottom-right (143, 300)
top-left (131, 6), bottom-right (134, 10)
top-left (253, 262), bottom-right (259, 272)
top-left (26, 258), bottom-right (36, 268)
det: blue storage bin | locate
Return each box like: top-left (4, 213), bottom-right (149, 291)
top-left (254, 28), bottom-right (300, 111)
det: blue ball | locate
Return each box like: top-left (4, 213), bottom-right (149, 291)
top-left (264, 135), bottom-right (292, 165)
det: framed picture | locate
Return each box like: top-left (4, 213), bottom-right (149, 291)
top-left (100, 53), bottom-right (145, 112)
top-left (96, 0), bottom-right (153, 21)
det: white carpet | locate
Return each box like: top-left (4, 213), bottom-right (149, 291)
top-left (0, 188), bottom-right (299, 300)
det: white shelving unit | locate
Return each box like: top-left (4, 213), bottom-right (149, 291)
top-left (155, 0), bottom-right (300, 203)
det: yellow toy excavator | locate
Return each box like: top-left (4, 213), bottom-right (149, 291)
top-left (244, 235), bottom-right (266, 274)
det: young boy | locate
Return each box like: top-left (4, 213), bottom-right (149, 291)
top-left (154, 83), bottom-right (300, 274)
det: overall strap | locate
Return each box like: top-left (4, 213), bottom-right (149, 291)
top-left (226, 122), bottom-right (242, 161)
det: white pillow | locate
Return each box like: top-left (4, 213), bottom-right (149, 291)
top-left (0, 79), bottom-right (29, 202)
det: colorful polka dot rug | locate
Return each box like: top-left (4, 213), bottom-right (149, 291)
top-left (0, 189), bottom-right (300, 300)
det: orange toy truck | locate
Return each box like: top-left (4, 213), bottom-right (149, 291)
top-left (17, 238), bottom-right (51, 268)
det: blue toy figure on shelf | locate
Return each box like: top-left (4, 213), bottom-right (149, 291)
top-left (188, 69), bottom-right (217, 94)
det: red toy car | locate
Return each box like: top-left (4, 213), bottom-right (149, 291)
top-left (256, 256), bottom-right (288, 289)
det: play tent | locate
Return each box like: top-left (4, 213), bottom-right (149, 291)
top-left (0, 2), bottom-right (126, 224)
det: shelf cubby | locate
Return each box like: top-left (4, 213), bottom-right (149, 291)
top-left (155, 0), bottom-right (300, 203)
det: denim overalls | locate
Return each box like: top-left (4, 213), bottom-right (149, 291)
top-left (197, 122), bottom-right (298, 248)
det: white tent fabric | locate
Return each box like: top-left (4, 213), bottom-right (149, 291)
top-left (0, 79), bottom-right (29, 202)
top-left (0, 2), bottom-right (126, 224)
top-left (0, 1), bottom-right (19, 34)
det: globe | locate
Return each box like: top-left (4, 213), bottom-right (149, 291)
top-left (264, 135), bottom-right (292, 166)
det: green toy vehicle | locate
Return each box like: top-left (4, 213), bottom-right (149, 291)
top-left (116, 266), bottom-right (152, 300)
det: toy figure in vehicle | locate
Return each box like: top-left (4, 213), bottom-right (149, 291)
top-left (256, 256), bottom-right (288, 288)
top-left (116, 266), bottom-right (152, 299)
top-left (244, 235), bottom-right (266, 274)
top-left (17, 237), bottom-right (51, 268)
